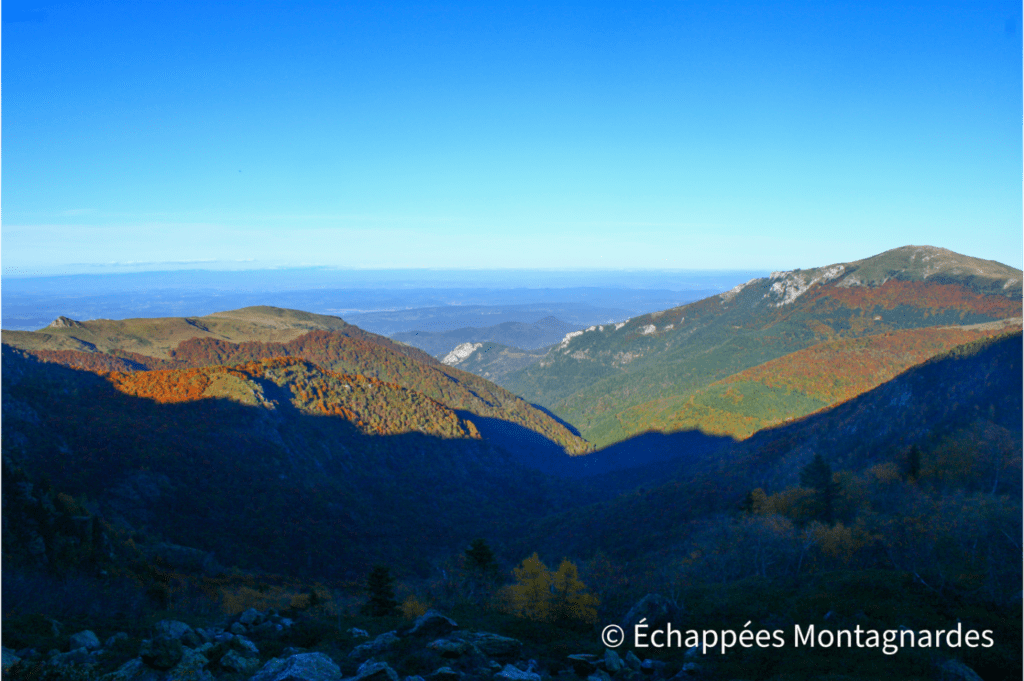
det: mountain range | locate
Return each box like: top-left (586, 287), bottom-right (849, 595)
top-left (499, 245), bottom-right (1022, 445)
top-left (2, 245), bottom-right (1021, 679)
top-left (393, 316), bottom-right (578, 356)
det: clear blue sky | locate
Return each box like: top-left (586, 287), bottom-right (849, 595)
top-left (4, 1), bottom-right (1022, 276)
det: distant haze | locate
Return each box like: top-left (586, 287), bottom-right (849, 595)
top-left (0, 268), bottom-right (763, 332)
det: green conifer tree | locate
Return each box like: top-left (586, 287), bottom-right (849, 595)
top-left (361, 565), bottom-right (399, 616)
top-left (465, 538), bottom-right (498, 576)
top-left (800, 453), bottom-right (838, 523)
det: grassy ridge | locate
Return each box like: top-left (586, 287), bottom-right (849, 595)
top-left (613, 322), bottom-right (1021, 439)
top-left (4, 306), bottom-right (591, 455)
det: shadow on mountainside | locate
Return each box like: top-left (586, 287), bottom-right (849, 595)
top-left (1, 347), bottom-right (597, 581)
top-left (464, 408), bottom-right (735, 496)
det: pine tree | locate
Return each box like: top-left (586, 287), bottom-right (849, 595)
top-left (800, 453), bottom-right (838, 523)
top-left (361, 565), bottom-right (399, 616)
top-left (465, 538), bottom-right (498, 576)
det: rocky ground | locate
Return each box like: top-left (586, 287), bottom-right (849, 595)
top-left (1, 608), bottom-right (707, 681)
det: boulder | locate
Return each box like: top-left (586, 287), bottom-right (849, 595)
top-left (566, 654), bottom-right (598, 676)
top-left (409, 611), bottom-right (459, 638)
top-left (624, 651), bottom-right (642, 672)
top-left (101, 658), bottom-right (157, 681)
top-left (602, 649), bottom-right (624, 673)
top-left (470, 633), bottom-right (522, 661)
top-left (219, 650), bottom-right (260, 675)
top-left (349, 631), bottom-right (400, 660)
top-left (239, 608), bottom-right (263, 626)
top-left (154, 621), bottom-right (202, 648)
top-left (426, 639), bottom-right (474, 658)
top-left (140, 636), bottom-right (183, 670)
top-left (426, 667), bottom-right (459, 681)
top-left (163, 648), bottom-right (211, 681)
top-left (251, 653), bottom-right (343, 681)
top-left (48, 647), bottom-right (95, 666)
top-left (69, 630), bottom-right (102, 651)
top-left (354, 660), bottom-right (400, 681)
top-left (154, 621), bottom-right (192, 641)
top-left (106, 633), bottom-right (130, 647)
top-left (622, 595), bottom-right (681, 631)
top-left (348, 628), bottom-right (370, 639)
top-left (640, 659), bottom-right (666, 675)
top-left (587, 672), bottom-right (612, 681)
top-left (101, 649), bottom-right (211, 681)
top-left (494, 664), bottom-right (540, 681)
top-left (230, 622), bottom-right (247, 635)
top-left (230, 635), bottom-right (260, 658)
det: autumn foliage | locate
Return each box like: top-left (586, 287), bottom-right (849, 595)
top-left (498, 554), bottom-right (599, 624)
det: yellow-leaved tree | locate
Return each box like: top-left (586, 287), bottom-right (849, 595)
top-left (499, 553), bottom-right (598, 624)
top-left (502, 553), bottom-right (553, 620)
top-left (550, 558), bottom-right (599, 624)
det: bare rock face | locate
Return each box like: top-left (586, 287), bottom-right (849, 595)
top-left (48, 316), bottom-right (83, 329)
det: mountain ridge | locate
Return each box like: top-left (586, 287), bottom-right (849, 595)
top-left (500, 246), bottom-right (1023, 445)
top-left (3, 308), bottom-right (592, 456)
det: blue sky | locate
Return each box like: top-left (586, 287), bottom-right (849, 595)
top-left (3, 1), bottom-right (1022, 276)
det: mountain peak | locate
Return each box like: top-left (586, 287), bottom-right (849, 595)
top-left (732, 246), bottom-right (1021, 308)
top-left (838, 245), bottom-right (1022, 291)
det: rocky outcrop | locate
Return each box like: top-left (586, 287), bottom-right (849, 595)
top-left (48, 316), bottom-right (84, 329)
